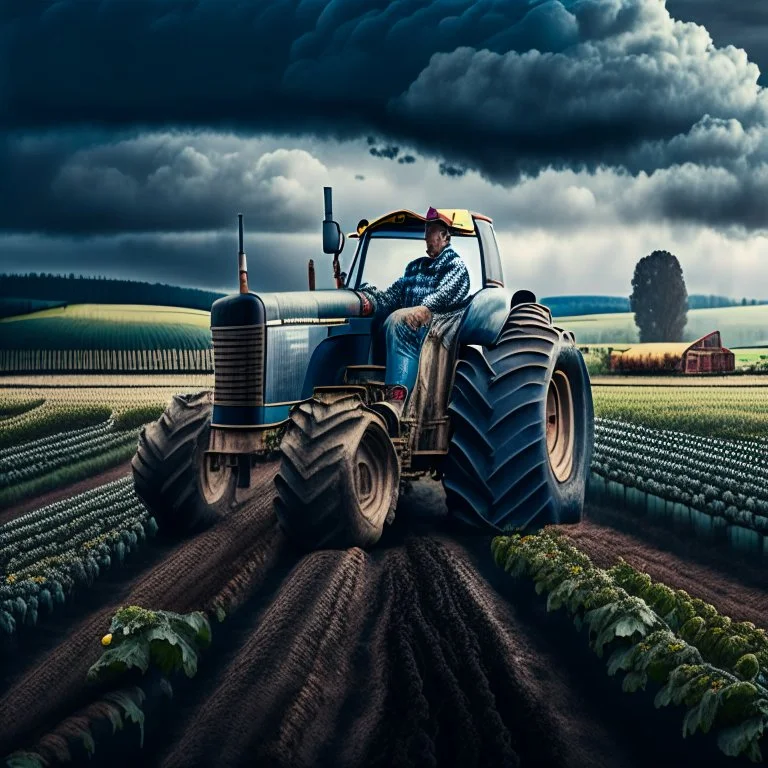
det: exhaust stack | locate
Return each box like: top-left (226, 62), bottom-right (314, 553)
top-left (238, 213), bottom-right (249, 294)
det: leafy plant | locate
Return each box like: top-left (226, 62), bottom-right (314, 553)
top-left (608, 558), bottom-right (768, 686)
top-left (88, 606), bottom-right (212, 683)
top-left (492, 531), bottom-right (768, 761)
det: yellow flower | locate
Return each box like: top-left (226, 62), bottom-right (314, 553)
top-left (667, 643), bottom-right (685, 653)
top-left (570, 566), bottom-right (583, 575)
top-left (101, 633), bottom-right (113, 647)
top-left (5, 574), bottom-right (16, 585)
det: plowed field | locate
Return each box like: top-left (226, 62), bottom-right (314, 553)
top-left (3, 465), bottom-right (766, 767)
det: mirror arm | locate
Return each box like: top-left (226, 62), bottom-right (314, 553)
top-left (333, 227), bottom-right (345, 288)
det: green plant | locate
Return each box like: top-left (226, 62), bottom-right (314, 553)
top-left (88, 606), bottom-right (212, 683)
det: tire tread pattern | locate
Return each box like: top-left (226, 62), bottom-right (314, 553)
top-left (131, 390), bottom-right (231, 537)
top-left (443, 303), bottom-right (591, 532)
top-left (274, 395), bottom-right (398, 550)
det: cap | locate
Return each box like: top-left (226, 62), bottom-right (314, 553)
top-left (425, 207), bottom-right (452, 231)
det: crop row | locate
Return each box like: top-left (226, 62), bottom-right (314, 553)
top-left (492, 531), bottom-right (768, 762)
top-left (0, 374), bottom-right (214, 388)
top-left (0, 419), bottom-right (139, 490)
top-left (0, 388), bottom-right (176, 448)
top-left (0, 477), bottom-right (156, 636)
top-left (592, 419), bottom-right (768, 538)
top-left (592, 386), bottom-right (768, 441)
top-left (0, 347), bottom-right (214, 373)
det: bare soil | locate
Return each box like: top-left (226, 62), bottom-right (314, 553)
top-left (3, 475), bottom-right (765, 767)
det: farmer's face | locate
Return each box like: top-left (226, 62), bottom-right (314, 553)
top-left (425, 223), bottom-right (448, 258)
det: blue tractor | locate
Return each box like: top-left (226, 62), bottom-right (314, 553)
top-left (132, 188), bottom-right (594, 550)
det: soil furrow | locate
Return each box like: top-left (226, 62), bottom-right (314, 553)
top-left (5, 471), bottom-right (766, 768)
top-left (563, 509), bottom-right (768, 626)
top-left (162, 548), bottom-right (373, 768)
top-left (0, 462), bottom-right (278, 756)
top-left (0, 459), bottom-right (134, 526)
top-left (317, 557), bottom-right (397, 768)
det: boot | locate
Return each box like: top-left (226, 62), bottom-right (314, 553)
top-left (370, 385), bottom-right (408, 437)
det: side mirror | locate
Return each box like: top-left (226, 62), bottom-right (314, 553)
top-left (323, 219), bottom-right (343, 254)
top-left (322, 186), bottom-right (344, 256)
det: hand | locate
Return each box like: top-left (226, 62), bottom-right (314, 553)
top-left (404, 305), bottom-right (432, 329)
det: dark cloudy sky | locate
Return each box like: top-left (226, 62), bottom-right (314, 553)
top-left (1, 0), bottom-right (768, 298)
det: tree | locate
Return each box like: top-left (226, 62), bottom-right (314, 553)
top-left (629, 250), bottom-right (688, 342)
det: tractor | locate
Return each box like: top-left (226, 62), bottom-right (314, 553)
top-left (131, 188), bottom-right (594, 550)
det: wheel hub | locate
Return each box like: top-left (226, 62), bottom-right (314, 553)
top-left (354, 425), bottom-right (393, 519)
top-left (200, 453), bottom-right (233, 505)
top-left (546, 370), bottom-right (575, 483)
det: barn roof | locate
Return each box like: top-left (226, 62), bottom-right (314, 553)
top-left (611, 342), bottom-right (690, 358)
top-left (612, 332), bottom-right (726, 360)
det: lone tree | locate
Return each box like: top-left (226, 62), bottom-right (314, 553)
top-left (630, 250), bottom-right (688, 342)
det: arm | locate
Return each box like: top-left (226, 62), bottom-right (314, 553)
top-left (421, 251), bottom-right (470, 314)
top-left (359, 276), bottom-right (405, 320)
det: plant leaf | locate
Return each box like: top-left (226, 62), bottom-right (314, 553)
top-left (716, 717), bottom-right (765, 761)
top-left (4, 752), bottom-right (46, 768)
top-left (613, 615), bottom-right (652, 639)
top-left (622, 671), bottom-right (647, 693)
top-left (607, 647), bottom-right (633, 677)
top-left (103, 688), bottom-right (146, 749)
top-left (683, 688), bottom-right (720, 737)
top-left (87, 640), bottom-right (150, 682)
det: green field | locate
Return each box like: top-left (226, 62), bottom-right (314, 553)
top-left (559, 304), bottom-right (768, 347)
top-left (0, 304), bottom-right (212, 350)
top-left (732, 347), bottom-right (768, 365)
top-left (592, 383), bottom-right (768, 440)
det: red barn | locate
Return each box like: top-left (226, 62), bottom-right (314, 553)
top-left (610, 331), bottom-right (735, 374)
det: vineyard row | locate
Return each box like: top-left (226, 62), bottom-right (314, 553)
top-left (0, 348), bottom-right (214, 373)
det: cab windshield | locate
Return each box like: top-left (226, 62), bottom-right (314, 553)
top-left (345, 231), bottom-right (483, 296)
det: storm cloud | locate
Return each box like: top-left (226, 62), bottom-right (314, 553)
top-left (0, 132), bottom-right (334, 234)
top-left (2, 0), bottom-right (768, 233)
top-left (667, 0), bottom-right (768, 85)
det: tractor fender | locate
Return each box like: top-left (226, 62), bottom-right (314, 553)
top-left (457, 287), bottom-right (513, 347)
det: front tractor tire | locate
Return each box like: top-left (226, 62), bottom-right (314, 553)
top-left (132, 391), bottom-right (237, 538)
top-left (442, 303), bottom-right (594, 533)
top-left (274, 394), bottom-right (399, 551)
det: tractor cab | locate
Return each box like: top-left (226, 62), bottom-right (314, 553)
top-left (342, 208), bottom-right (503, 297)
top-left (344, 210), bottom-right (503, 295)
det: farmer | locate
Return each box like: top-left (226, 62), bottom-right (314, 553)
top-left (360, 208), bottom-right (470, 429)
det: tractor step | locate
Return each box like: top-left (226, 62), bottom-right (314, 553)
top-left (344, 365), bottom-right (386, 385)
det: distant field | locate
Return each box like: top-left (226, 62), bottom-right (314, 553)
top-left (559, 304), bottom-right (768, 347)
top-left (591, 383), bottom-right (768, 439)
top-left (0, 374), bottom-right (214, 388)
top-left (732, 347), bottom-right (768, 365)
top-left (590, 375), bottom-right (768, 386)
top-left (0, 303), bottom-right (212, 350)
top-left (0, 304), bottom-right (213, 373)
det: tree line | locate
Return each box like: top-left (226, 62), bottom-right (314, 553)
top-left (0, 273), bottom-right (226, 312)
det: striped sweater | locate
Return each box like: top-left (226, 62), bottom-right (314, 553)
top-left (360, 244), bottom-right (470, 319)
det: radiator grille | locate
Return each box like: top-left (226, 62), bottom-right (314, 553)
top-left (212, 325), bottom-right (265, 406)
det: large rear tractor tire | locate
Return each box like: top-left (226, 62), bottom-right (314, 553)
top-left (274, 394), bottom-right (399, 551)
top-left (442, 303), bottom-right (594, 533)
top-left (131, 390), bottom-right (237, 538)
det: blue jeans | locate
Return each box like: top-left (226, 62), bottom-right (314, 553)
top-left (382, 308), bottom-right (428, 394)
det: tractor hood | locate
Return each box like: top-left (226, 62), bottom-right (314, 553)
top-left (257, 289), bottom-right (366, 323)
top-left (211, 289), bottom-right (367, 327)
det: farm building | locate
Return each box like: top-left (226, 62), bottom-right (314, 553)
top-left (609, 331), bottom-right (735, 374)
